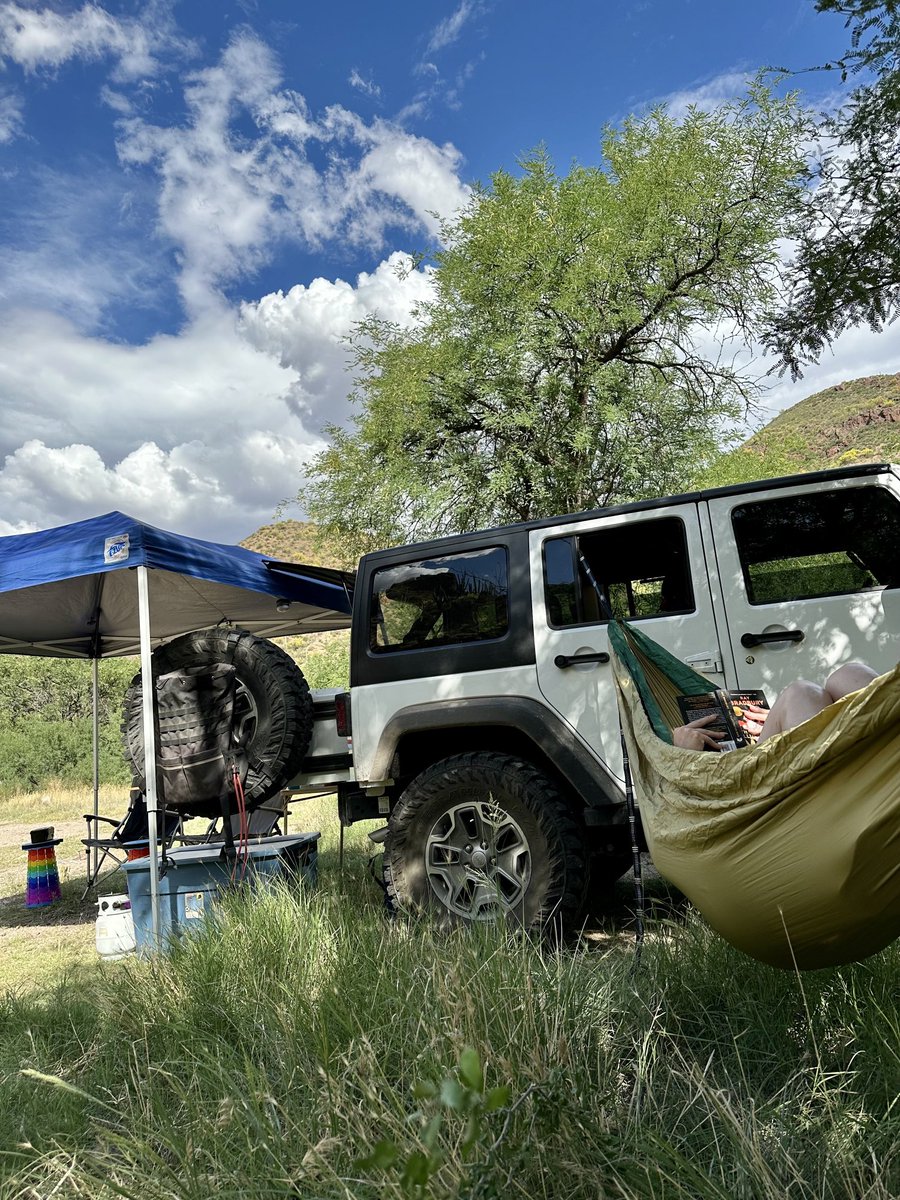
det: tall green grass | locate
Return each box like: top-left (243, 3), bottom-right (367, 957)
top-left (0, 801), bottom-right (897, 1198)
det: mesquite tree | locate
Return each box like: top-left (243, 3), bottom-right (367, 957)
top-left (301, 85), bottom-right (808, 554)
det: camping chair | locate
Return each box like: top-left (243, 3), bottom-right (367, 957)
top-left (608, 618), bottom-right (900, 971)
top-left (81, 786), bottom-right (183, 897)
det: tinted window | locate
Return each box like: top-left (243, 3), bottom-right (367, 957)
top-left (370, 547), bottom-right (509, 652)
top-left (543, 516), bottom-right (694, 626)
top-left (733, 487), bottom-right (900, 605)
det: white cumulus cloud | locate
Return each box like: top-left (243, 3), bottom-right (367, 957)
top-left (0, 252), bottom-right (433, 539)
top-left (0, 12), bottom-right (474, 540)
top-left (0, 0), bottom-right (187, 81)
top-left (115, 31), bottom-right (468, 316)
top-left (240, 252), bottom-right (434, 418)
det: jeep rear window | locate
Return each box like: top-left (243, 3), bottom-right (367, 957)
top-left (369, 547), bottom-right (509, 652)
top-left (733, 487), bottom-right (900, 604)
top-left (543, 516), bottom-right (694, 625)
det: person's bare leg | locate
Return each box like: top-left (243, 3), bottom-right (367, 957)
top-left (757, 680), bottom-right (831, 743)
top-left (823, 662), bottom-right (879, 703)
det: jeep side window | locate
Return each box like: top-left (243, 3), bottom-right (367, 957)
top-left (543, 516), bottom-right (694, 626)
top-left (732, 488), bottom-right (900, 605)
top-left (369, 546), bottom-right (509, 652)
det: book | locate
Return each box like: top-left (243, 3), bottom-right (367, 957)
top-left (676, 689), bottom-right (769, 751)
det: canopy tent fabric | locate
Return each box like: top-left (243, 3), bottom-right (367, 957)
top-left (609, 620), bottom-right (900, 971)
top-left (0, 509), bottom-right (353, 949)
top-left (0, 510), bottom-right (352, 658)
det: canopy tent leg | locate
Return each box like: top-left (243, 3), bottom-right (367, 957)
top-left (91, 657), bottom-right (100, 884)
top-left (137, 565), bottom-right (161, 950)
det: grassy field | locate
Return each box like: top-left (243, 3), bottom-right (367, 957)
top-left (1, 788), bottom-right (898, 1199)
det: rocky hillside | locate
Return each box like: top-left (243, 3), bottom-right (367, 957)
top-left (239, 519), bottom-right (341, 567)
top-left (745, 372), bottom-right (900, 471)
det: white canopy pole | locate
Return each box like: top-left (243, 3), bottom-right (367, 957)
top-left (137, 565), bottom-right (161, 949)
top-left (91, 657), bottom-right (100, 883)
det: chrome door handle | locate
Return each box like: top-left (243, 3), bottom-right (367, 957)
top-left (740, 629), bottom-right (805, 648)
top-left (554, 652), bottom-right (610, 668)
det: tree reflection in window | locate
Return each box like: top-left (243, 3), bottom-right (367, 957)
top-left (370, 547), bottom-right (509, 651)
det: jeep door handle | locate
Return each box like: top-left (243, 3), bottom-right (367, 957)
top-left (554, 651), bottom-right (611, 668)
top-left (740, 629), bottom-right (805, 648)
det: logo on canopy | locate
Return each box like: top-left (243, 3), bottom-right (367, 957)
top-left (104, 534), bottom-right (130, 564)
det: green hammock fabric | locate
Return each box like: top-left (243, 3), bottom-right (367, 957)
top-left (610, 620), bottom-right (900, 970)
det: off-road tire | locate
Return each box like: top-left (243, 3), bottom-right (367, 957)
top-left (384, 752), bottom-right (588, 933)
top-left (123, 628), bottom-right (313, 808)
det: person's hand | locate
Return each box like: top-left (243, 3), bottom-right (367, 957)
top-left (736, 702), bottom-right (768, 740)
top-left (672, 714), bottom-right (727, 751)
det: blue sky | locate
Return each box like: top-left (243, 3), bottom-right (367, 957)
top-left (0, 0), bottom-right (896, 541)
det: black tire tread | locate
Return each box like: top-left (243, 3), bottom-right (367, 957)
top-left (384, 751), bottom-right (588, 931)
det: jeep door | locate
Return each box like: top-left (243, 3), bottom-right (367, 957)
top-left (532, 502), bottom-right (730, 783)
top-left (707, 472), bottom-right (900, 701)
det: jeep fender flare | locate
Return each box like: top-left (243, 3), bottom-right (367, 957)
top-left (365, 694), bottom-right (625, 819)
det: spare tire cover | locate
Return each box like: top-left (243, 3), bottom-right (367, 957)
top-left (123, 628), bottom-right (313, 809)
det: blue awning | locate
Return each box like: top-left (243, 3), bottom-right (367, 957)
top-left (0, 510), bottom-right (352, 658)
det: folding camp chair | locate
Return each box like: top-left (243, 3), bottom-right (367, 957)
top-left (81, 785), bottom-right (183, 897)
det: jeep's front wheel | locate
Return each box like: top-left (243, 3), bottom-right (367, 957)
top-left (384, 752), bottom-right (587, 931)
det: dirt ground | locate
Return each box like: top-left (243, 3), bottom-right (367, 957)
top-left (0, 817), bottom-right (118, 991)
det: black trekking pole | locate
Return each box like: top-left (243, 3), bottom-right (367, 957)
top-left (576, 551), bottom-right (645, 969)
top-left (621, 728), bottom-right (644, 971)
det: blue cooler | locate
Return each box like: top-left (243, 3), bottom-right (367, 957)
top-left (123, 833), bottom-right (319, 952)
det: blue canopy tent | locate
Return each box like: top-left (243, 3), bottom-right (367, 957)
top-left (0, 510), bottom-right (353, 946)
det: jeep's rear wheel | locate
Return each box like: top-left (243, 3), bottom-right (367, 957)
top-left (384, 752), bottom-right (587, 931)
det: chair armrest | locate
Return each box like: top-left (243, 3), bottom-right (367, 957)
top-left (83, 814), bottom-right (119, 827)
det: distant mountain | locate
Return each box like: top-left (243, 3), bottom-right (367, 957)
top-left (745, 372), bottom-right (900, 471)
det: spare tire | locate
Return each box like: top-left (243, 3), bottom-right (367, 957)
top-left (122, 628), bottom-right (313, 809)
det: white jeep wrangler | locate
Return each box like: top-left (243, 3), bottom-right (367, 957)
top-left (292, 462), bottom-right (900, 927)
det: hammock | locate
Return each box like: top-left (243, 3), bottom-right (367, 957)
top-left (608, 620), bottom-right (900, 970)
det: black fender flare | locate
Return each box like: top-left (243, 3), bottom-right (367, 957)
top-left (366, 694), bottom-right (625, 820)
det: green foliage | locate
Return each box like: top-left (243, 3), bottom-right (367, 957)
top-left (357, 1048), bottom-right (512, 1196)
top-left (0, 656), bottom-right (134, 724)
top-left (767, 2), bottom-right (900, 373)
top-left (301, 86), bottom-right (809, 554)
top-left (277, 631), bottom-right (350, 690)
top-left (0, 657), bottom-right (135, 794)
top-left (0, 715), bottom-right (130, 794)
